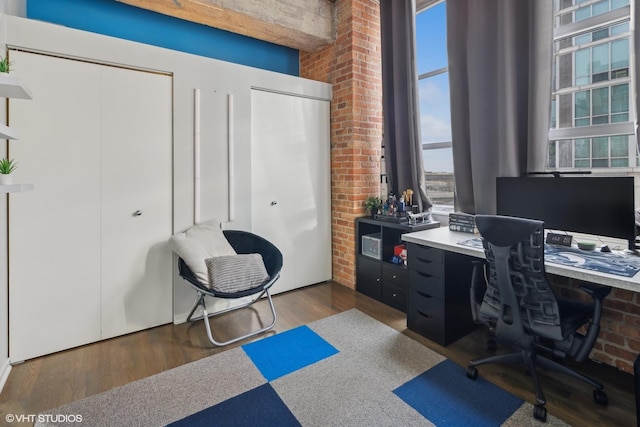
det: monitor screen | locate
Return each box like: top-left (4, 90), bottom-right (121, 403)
top-left (496, 176), bottom-right (636, 250)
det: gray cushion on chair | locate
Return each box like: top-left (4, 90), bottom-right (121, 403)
top-left (205, 254), bottom-right (270, 292)
top-left (169, 220), bottom-right (237, 284)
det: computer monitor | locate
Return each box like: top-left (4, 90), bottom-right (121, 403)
top-left (496, 176), bottom-right (636, 250)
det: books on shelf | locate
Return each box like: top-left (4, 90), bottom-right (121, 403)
top-left (448, 212), bottom-right (478, 234)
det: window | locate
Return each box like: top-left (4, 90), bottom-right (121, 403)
top-left (415, 1), bottom-right (454, 211)
top-left (549, 0), bottom-right (636, 171)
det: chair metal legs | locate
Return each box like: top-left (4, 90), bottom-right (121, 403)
top-left (186, 289), bottom-right (277, 346)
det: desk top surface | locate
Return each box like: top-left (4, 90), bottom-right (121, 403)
top-left (402, 226), bottom-right (640, 292)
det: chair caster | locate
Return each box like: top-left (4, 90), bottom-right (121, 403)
top-left (593, 389), bottom-right (608, 406)
top-left (466, 365), bottom-right (478, 380)
top-left (533, 404), bottom-right (547, 422)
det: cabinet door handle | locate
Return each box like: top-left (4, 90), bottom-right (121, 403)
top-left (417, 290), bottom-right (433, 299)
top-left (133, 210), bottom-right (143, 217)
top-left (417, 309), bottom-right (433, 319)
top-left (271, 201), bottom-right (278, 206)
top-left (376, 278), bottom-right (380, 282)
top-left (392, 274), bottom-right (397, 279)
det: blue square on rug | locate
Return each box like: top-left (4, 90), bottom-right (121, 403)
top-left (393, 359), bottom-right (523, 426)
top-left (168, 383), bottom-right (301, 427)
top-left (242, 325), bottom-right (339, 381)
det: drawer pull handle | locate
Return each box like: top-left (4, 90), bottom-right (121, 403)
top-left (416, 257), bottom-right (433, 264)
top-left (417, 290), bottom-right (433, 299)
top-left (417, 310), bottom-right (433, 319)
top-left (376, 278), bottom-right (380, 282)
top-left (416, 271), bottom-right (433, 279)
top-left (392, 293), bottom-right (397, 298)
top-left (392, 275), bottom-right (397, 279)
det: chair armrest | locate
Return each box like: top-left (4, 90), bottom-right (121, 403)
top-left (579, 283), bottom-right (612, 301)
top-left (572, 283), bottom-right (611, 362)
top-left (470, 260), bottom-right (486, 323)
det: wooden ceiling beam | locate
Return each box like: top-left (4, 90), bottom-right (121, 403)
top-left (117, 0), bottom-right (335, 52)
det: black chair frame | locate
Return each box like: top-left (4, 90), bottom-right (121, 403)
top-left (178, 230), bottom-right (283, 346)
top-left (467, 214), bottom-right (611, 422)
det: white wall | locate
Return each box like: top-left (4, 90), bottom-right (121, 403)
top-left (1, 15), bottom-right (331, 360)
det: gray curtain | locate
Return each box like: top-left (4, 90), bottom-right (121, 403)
top-left (447, 0), bottom-right (553, 214)
top-left (635, 1), bottom-right (640, 155)
top-left (380, 0), bottom-right (433, 212)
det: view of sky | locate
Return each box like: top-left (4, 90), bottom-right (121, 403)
top-left (416, 2), bottom-right (454, 173)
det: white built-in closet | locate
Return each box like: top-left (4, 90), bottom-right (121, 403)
top-left (250, 89), bottom-right (332, 294)
top-left (8, 50), bottom-right (173, 362)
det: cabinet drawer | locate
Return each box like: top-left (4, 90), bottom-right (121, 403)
top-left (408, 243), bottom-right (443, 264)
top-left (382, 283), bottom-right (407, 312)
top-left (382, 264), bottom-right (408, 290)
top-left (410, 258), bottom-right (444, 278)
top-left (407, 290), bottom-right (445, 344)
top-left (408, 245), bottom-right (444, 277)
top-left (409, 270), bottom-right (444, 299)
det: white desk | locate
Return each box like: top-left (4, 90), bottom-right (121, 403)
top-left (402, 226), bottom-right (640, 292)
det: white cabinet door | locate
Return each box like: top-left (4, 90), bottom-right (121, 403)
top-left (9, 52), bottom-right (102, 361)
top-left (100, 66), bottom-right (172, 339)
top-left (251, 89), bottom-right (331, 293)
top-left (291, 96), bottom-right (332, 287)
top-left (8, 52), bottom-right (173, 361)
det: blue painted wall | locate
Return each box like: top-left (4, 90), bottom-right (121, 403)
top-left (26, 0), bottom-right (300, 76)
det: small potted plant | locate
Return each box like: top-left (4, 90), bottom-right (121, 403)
top-left (0, 157), bottom-right (17, 185)
top-left (0, 56), bottom-right (12, 75)
top-left (364, 195), bottom-right (383, 217)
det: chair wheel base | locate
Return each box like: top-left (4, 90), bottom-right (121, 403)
top-left (533, 404), bottom-right (547, 422)
top-left (466, 365), bottom-right (478, 380)
top-left (487, 338), bottom-right (497, 352)
top-left (593, 389), bottom-right (608, 406)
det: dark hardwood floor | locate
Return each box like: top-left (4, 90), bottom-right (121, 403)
top-left (0, 281), bottom-right (635, 426)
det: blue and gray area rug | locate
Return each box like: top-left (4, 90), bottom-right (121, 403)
top-left (37, 310), bottom-right (567, 426)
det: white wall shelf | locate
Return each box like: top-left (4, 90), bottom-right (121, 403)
top-left (0, 123), bottom-right (18, 140)
top-left (0, 73), bottom-right (32, 193)
top-left (0, 184), bottom-right (33, 193)
top-left (0, 74), bottom-right (33, 100)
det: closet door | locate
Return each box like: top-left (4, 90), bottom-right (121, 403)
top-left (291, 95), bottom-right (331, 286)
top-left (9, 52), bottom-right (102, 362)
top-left (8, 51), bottom-right (173, 361)
top-left (251, 89), bottom-right (331, 293)
top-left (100, 67), bottom-right (172, 339)
top-left (251, 90), bottom-right (297, 293)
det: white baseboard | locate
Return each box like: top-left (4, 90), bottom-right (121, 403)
top-left (0, 358), bottom-right (12, 394)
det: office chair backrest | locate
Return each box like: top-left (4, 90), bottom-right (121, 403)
top-left (475, 214), bottom-right (564, 347)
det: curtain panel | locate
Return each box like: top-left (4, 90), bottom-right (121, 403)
top-left (446, 0), bottom-right (552, 214)
top-left (635, 1), bottom-right (640, 153)
top-left (380, 0), bottom-right (433, 213)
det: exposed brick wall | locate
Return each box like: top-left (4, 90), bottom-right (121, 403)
top-left (300, 0), bottom-right (383, 289)
top-left (552, 276), bottom-right (640, 374)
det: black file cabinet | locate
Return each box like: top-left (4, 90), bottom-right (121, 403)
top-left (355, 217), bottom-right (439, 312)
top-left (406, 242), bottom-right (478, 345)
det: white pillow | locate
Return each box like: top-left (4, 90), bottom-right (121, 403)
top-left (169, 220), bottom-right (236, 284)
top-left (205, 254), bottom-right (270, 292)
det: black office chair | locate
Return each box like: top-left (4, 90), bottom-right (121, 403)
top-left (466, 214), bottom-right (611, 422)
top-left (178, 230), bottom-right (283, 346)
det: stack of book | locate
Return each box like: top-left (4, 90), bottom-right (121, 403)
top-left (448, 212), bottom-right (478, 233)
